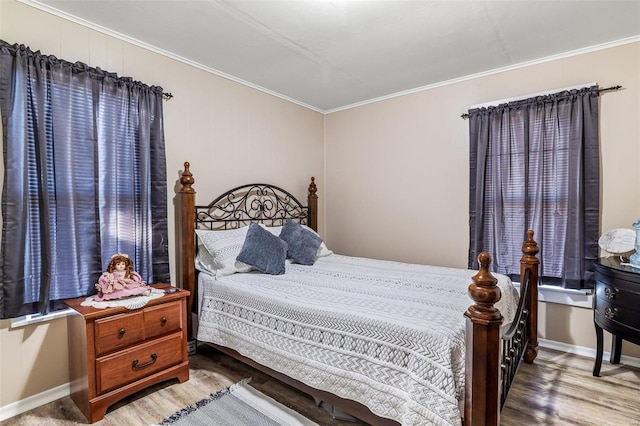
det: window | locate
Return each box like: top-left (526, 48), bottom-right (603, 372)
top-left (468, 86), bottom-right (600, 289)
top-left (0, 40), bottom-right (170, 319)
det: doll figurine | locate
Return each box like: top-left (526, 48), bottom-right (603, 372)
top-left (94, 253), bottom-right (151, 301)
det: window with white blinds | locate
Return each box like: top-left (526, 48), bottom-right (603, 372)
top-left (0, 40), bottom-right (169, 318)
top-left (468, 87), bottom-right (600, 289)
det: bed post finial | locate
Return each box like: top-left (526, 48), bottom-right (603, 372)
top-left (307, 177), bottom-right (318, 232)
top-left (468, 252), bottom-right (502, 318)
top-left (521, 230), bottom-right (539, 363)
top-left (308, 177), bottom-right (317, 196)
top-left (464, 252), bottom-right (502, 426)
top-left (522, 230), bottom-right (538, 258)
top-left (180, 161), bottom-right (195, 193)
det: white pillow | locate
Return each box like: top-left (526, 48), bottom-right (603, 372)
top-left (195, 227), bottom-right (253, 277)
top-left (260, 224), bottom-right (333, 259)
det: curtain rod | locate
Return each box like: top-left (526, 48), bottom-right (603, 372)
top-left (470, 81), bottom-right (598, 109)
top-left (460, 85), bottom-right (622, 119)
top-left (162, 92), bottom-right (173, 101)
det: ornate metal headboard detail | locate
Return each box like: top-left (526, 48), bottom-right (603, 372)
top-left (178, 161), bottom-right (318, 340)
top-left (195, 183), bottom-right (311, 230)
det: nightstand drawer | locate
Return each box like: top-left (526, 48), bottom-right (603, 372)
top-left (595, 299), bottom-right (640, 331)
top-left (95, 311), bottom-right (144, 355)
top-left (595, 281), bottom-right (640, 313)
top-left (95, 332), bottom-right (183, 394)
top-left (144, 300), bottom-right (182, 339)
top-left (594, 270), bottom-right (640, 293)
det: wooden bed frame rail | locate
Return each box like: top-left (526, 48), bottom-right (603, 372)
top-left (177, 161), bottom-right (539, 426)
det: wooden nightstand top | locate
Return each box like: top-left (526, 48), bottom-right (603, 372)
top-left (64, 283), bottom-right (190, 320)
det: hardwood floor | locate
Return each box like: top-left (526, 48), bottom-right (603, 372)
top-left (2, 345), bottom-right (639, 425)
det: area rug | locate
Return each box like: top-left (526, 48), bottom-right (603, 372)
top-left (155, 379), bottom-right (318, 426)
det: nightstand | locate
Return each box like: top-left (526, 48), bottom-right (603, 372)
top-left (64, 284), bottom-right (190, 423)
top-left (593, 257), bottom-right (640, 376)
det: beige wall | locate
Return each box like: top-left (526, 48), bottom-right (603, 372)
top-left (325, 42), bottom-right (640, 357)
top-left (0, 0), bottom-right (324, 409)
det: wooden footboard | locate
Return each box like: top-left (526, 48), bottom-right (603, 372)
top-left (177, 161), bottom-right (539, 426)
top-left (465, 231), bottom-right (539, 425)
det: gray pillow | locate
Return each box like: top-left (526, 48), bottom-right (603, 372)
top-left (279, 219), bottom-right (323, 265)
top-left (236, 222), bottom-right (288, 275)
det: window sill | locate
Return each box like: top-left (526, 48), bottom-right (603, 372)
top-left (9, 308), bottom-right (74, 329)
top-left (513, 283), bottom-right (593, 308)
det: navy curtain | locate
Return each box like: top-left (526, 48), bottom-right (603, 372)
top-left (0, 40), bottom-right (170, 319)
top-left (468, 86), bottom-right (600, 289)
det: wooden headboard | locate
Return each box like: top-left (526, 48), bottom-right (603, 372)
top-left (177, 161), bottom-right (318, 338)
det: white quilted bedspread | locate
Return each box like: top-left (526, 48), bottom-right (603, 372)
top-left (197, 254), bottom-right (519, 426)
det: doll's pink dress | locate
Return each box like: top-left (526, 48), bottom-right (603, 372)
top-left (94, 270), bottom-right (150, 301)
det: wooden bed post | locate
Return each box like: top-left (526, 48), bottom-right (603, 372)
top-left (179, 162), bottom-right (196, 342)
top-left (464, 252), bottom-right (502, 426)
top-left (521, 230), bottom-right (539, 363)
top-left (307, 177), bottom-right (318, 232)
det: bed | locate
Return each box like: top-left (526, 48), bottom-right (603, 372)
top-left (176, 162), bottom-right (539, 426)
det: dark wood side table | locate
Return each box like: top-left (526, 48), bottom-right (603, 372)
top-left (593, 257), bottom-right (640, 376)
top-left (64, 283), bottom-right (190, 423)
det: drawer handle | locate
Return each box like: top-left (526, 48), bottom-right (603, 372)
top-left (604, 307), bottom-right (617, 320)
top-left (132, 353), bottom-right (157, 370)
top-left (604, 287), bottom-right (617, 299)
top-left (161, 317), bottom-right (167, 325)
top-left (119, 328), bottom-right (126, 336)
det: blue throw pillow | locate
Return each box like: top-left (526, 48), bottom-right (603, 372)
top-left (279, 219), bottom-right (323, 265)
top-left (236, 222), bottom-right (288, 275)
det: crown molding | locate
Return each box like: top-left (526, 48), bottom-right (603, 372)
top-left (325, 35), bottom-right (640, 114)
top-left (16, 1), bottom-right (640, 115)
top-left (18, 0), bottom-right (324, 113)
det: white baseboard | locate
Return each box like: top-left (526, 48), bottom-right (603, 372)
top-left (539, 338), bottom-right (640, 369)
top-left (0, 382), bottom-right (70, 422)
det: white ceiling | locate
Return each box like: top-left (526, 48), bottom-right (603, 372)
top-left (27, 0), bottom-right (640, 112)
